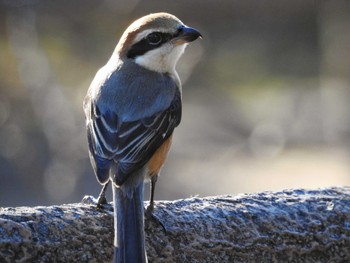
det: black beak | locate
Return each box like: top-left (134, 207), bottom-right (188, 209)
top-left (177, 25), bottom-right (202, 43)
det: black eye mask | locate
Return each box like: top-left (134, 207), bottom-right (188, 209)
top-left (127, 32), bottom-right (175, 59)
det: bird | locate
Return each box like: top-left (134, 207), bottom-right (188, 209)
top-left (83, 12), bottom-right (201, 263)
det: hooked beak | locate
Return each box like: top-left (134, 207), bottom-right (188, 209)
top-left (174, 25), bottom-right (202, 43)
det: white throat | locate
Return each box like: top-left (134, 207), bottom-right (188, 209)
top-left (135, 43), bottom-right (187, 74)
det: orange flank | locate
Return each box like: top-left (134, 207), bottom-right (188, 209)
top-left (147, 135), bottom-right (173, 177)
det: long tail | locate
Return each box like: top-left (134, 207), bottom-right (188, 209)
top-left (112, 177), bottom-right (147, 263)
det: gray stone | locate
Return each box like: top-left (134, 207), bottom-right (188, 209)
top-left (1, 187), bottom-right (350, 262)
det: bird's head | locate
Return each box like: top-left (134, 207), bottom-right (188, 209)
top-left (116, 12), bottom-right (202, 74)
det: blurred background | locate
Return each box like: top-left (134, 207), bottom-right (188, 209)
top-left (0, 0), bottom-right (350, 207)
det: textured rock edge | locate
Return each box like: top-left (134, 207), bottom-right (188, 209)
top-left (0, 187), bottom-right (349, 262)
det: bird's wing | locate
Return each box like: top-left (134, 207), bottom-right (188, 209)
top-left (86, 86), bottom-right (181, 186)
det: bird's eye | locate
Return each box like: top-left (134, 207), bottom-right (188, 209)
top-left (147, 33), bottom-right (162, 45)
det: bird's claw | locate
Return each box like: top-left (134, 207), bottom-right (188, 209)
top-left (96, 195), bottom-right (108, 209)
top-left (81, 195), bottom-right (108, 210)
top-left (145, 204), bottom-right (168, 233)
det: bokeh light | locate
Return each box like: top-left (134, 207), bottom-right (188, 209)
top-left (0, 1), bottom-right (349, 206)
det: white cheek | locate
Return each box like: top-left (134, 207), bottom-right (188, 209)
top-left (167, 44), bottom-right (187, 68)
top-left (135, 44), bottom-right (187, 73)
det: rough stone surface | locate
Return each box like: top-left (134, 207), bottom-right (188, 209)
top-left (1, 187), bottom-right (350, 262)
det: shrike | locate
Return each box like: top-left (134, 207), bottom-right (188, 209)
top-left (84, 12), bottom-right (201, 263)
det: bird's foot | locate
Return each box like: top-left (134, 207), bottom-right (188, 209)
top-left (96, 193), bottom-right (108, 209)
top-left (145, 204), bottom-right (168, 233)
top-left (94, 181), bottom-right (110, 209)
top-left (81, 195), bottom-right (108, 210)
top-left (145, 203), bottom-right (154, 216)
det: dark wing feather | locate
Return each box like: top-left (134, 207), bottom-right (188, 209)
top-left (86, 89), bottom-right (181, 186)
